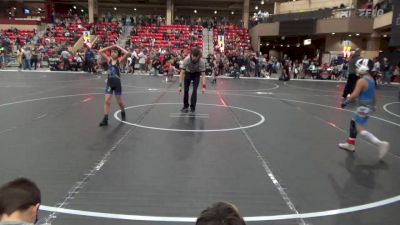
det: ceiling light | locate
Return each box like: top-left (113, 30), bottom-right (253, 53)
top-left (383, 34), bottom-right (387, 37)
top-left (348, 34), bottom-right (352, 37)
top-left (114, 7), bottom-right (117, 11)
top-left (331, 32), bottom-right (335, 35)
top-left (214, 10), bottom-right (217, 14)
top-left (194, 9), bottom-right (197, 13)
top-left (280, 44), bottom-right (283, 47)
top-left (231, 11), bottom-right (234, 15)
top-left (261, 1), bottom-right (265, 5)
top-left (287, 44), bottom-right (290, 47)
top-left (356, 33), bottom-right (360, 36)
top-left (255, 6), bottom-right (259, 10)
top-left (38, 8), bottom-right (42, 11)
top-left (134, 8), bottom-right (137, 11)
top-left (73, 5), bottom-right (76, 9)
top-left (81, 9), bottom-right (84, 12)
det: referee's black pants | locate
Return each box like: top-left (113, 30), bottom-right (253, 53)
top-left (342, 73), bottom-right (359, 98)
top-left (183, 72), bottom-right (200, 110)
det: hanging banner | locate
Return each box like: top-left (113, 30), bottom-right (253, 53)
top-left (218, 35), bottom-right (224, 52)
top-left (83, 31), bottom-right (91, 47)
top-left (342, 40), bottom-right (352, 58)
top-left (389, 1), bottom-right (400, 47)
top-left (342, 46), bottom-right (352, 58)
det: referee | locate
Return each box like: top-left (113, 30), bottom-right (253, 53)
top-left (179, 47), bottom-right (207, 113)
top-left (342, 50), bottom-right (361, 100)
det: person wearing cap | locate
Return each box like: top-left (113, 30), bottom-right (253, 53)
top-left (179, 47), bottom-right (206, 113)
top-left (338, 58), bottom-right (390, 159)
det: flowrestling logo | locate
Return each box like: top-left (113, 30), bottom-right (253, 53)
top-left (357, 8), bottom-right (385, 17)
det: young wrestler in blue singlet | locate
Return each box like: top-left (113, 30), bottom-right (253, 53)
top-left (339, 59), bottom-right (390, 159)
top-left (98, 45), bottom-right (130, 127)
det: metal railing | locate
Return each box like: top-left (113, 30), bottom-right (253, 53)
top-left (251, 4), bottom-right (394, 26)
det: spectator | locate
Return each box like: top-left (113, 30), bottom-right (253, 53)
top-left (138, 50), bottom-right (147, 72)
top-left (393, 62), bottom-right (399, 82)
top-left (30, 47), bottom-right (39, 70)
top-left (371, 57), bottom-right (380, 87)
top-left (22, 47), bottom-right (32, 70)
top-left (231, 62), bottom-right (241, 79)
top-left (15, 36), bottom-right (21, 48)
top-left (362, 0), bottom-right (373, 9)
top-left (0, 178), bottom-right (41, 225)
top-left (165, 60), bottom-right (176, 82)
top-left (60, 48), bottom-right (71, 71)
top-left (74, 50), bottom-right (84, 71)
top-left (131, 49), bottom-right (138, 74)
top-left (381, 57), bottom-right (392, 85)
top-left (152, 55), bottom-right (162, 76)
top-left (16, 47), bottom-right (23, 70)
top-left (196, 202), bottom-right (246, 225)
top-left (0, 48), bottom-right (5, 69)
top-left (84, 47), bottom-right (96, 73)
top-left (293, 60), bottom-right (300, 79)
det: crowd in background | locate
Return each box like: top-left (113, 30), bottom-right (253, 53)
top-left (0, 11), bottom-right (399, 85)
top-left (102, 13), bottom-right (241, 28)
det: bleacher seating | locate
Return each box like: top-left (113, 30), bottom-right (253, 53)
top-left (213, 26), bottom-right (250, 51)
top-left (94, 22), bottom-right (120, 46)
top-left (2, 30), bottom-right (35, 46)
top-left (53, 22), bottom-right (120, 46)
top-left (130, 25), bottom-right (203, 50)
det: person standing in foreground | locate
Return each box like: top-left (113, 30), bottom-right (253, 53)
top-left (196, 202), bottom-right (246, 225)
top-left (0, 178), bottom-right (41, 225)
top-left (339, 59), bottom-right (390, 160)
top-left (179, 47), bottom-right (206, 113)
top-left (98, 44), bottom-right (130, 127)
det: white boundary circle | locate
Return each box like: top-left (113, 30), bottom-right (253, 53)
top-left (383, 102), bottom-right (400, 118)
top-left (39, 194), bottom-right (400, 222)
top-left (113, 103), bottom-right (265, 132)
top-left (0, 91), bottom-right (399, 221)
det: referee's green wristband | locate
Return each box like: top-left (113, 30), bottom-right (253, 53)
top-left (179, 83), bottom-right (182, 88)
